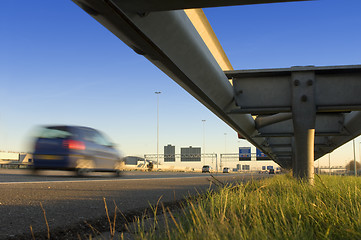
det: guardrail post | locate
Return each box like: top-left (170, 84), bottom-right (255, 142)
top-left (291, 70), bottom-right (316, 184)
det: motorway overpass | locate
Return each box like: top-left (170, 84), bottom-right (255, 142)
top-left (71, 0), bottom-right (361, 184)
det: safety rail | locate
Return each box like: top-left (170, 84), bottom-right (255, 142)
top-left (0, 161), bottom-right (32, 169)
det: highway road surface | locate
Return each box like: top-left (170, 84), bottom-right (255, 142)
top-left (0, 169), bottom-right (268, 239)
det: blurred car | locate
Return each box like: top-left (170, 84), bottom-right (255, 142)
top-left (32, 125), bottom-right (124, 176)
top-left (269, 169), bottom-right (275, 174)
top-left (223, 167), bottom-right (230, 173)
top-left (147, 161), bottom-right (154, 171)
top-left (202, 165), bottom-right (211, 173)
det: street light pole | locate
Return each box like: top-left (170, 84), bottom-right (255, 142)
top-left (202, 120), bottom-right (206, 164)
top-left (155, 91), bottom-right (161, 169)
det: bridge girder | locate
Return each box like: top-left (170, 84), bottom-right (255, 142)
top-left (101, 0), bottom-right (310, 13)
top-left (72, 0), bottom-right (360, 183)
top-left (72, 0), bottom-right (262, 149)
top-left (227, 65), bottom-right (361, 183)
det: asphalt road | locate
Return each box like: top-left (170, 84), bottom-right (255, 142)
top-left (0, 169), bottom-right (266, 239)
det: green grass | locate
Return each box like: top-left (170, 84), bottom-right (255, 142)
top-left (134, 175), bottom-right (361, 240)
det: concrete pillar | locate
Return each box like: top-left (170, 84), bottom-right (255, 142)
top-left (291, 70), bottom-right (316, 185)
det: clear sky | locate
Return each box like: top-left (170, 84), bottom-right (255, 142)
top-left (1, 0), bottom-right (361, 168)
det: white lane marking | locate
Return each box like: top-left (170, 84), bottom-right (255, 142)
top-left (0, 175), bottom-right (217, 185)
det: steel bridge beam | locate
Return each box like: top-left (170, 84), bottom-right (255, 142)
top-left (71, 0), bottom-right (267, 154)
top-left (106, 0), bottom-right (310, 13)
top-left (227, 65), bottom-right (361, 183)
top-left (73, 0), bottom-right (361, 183)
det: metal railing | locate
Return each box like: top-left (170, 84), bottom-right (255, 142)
top-left (0, 161), bottom-right (31, 169)
top-left (144, 153), bottom-right (218, 170)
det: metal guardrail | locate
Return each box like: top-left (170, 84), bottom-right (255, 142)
top-left (144, 154), bottom-right (217, 163)
top-left (0, 161), bottom-right (31, 168)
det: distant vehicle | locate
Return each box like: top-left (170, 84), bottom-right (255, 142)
top-left (269, 169), bottom-right (275, 174)
top-left (32, 125), bottom-right (124, 176)
top-left (147, 161), bottom-right (154, 171)
top-left (223, 167), bottom-right (230, 173)
top-left (202, 165), bottom-right (211, 173)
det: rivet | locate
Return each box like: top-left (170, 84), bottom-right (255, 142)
top-left (238, 90), bottom-right (243, 94)
top-left (294, 80), bottom-right (300, 86)
top-left (307, 79), bottom-right (313, 86)
top-left (301, 95), bottom-right (308, 102)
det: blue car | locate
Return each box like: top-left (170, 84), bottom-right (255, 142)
top-left (32, 125), bottom-right (124, 176)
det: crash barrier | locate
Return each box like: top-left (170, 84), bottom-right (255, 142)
top-left (0, 161), bottom-right (31, 169)
top-left (144, 154), bottom-right (218, 170)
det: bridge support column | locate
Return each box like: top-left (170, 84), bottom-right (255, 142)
top-left (291, 70), bottom-right (316, 185)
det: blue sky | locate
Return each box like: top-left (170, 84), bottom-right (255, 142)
top-left (1, 0), bottom-right (361, 167)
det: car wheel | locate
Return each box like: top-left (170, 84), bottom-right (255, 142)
top-left (75, 159), bottom-right (95, 177)
top-left (114, 161), bottom-right (125, 177)
top-left (114, 169), bottom-right (122, 177)
top-left (31, 167), bottom-right (39, 175)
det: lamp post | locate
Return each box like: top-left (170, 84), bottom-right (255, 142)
top-left (155, 91), bottom-right (161, 168)
top-left (202, 120), bottom-right (206, 164)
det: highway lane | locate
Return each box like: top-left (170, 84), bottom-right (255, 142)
top-left (0, 169), bottom-right (267, 239)
top-left (0, 169), bottom-right (245, 183)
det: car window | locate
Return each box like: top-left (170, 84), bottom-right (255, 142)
top-left (92, 131), bottom-right (112, 146)
top-left (79, 128), bottom-right (112, 146)
top-left (37, 127), bottom-right (72, 139)
top-left (79, 128), bottom-right (96, 143)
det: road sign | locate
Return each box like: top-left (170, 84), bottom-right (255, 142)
top-left (256, 148), bottom-right (271, 161)
top-left (239, 147), bottom-right (251, 161)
